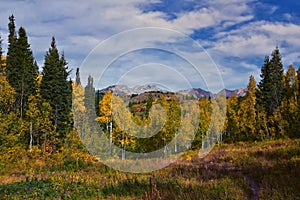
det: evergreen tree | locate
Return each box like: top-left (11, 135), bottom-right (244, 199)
top-left (84, 75), bottom-right (96, 124)
top-left (256, 47), bottom-right (285, 138)
top-left (75, 68), bottom-right (81, 85)
top-left (95, 90), bottom-right (101, 116)
top-left (40, 37), bottom-right (72, 138)
top-left (6, 24), bottom-right (38, 117)
top-left (6, 15), bottom-right (18, 86)
top-left (256, 56), bottom-right (272, 114)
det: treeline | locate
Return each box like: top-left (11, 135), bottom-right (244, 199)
top-left (0, 15), bottom-right (299, 159)
top-left (93, 47), bottom-right (300, 158)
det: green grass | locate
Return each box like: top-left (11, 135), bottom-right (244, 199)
top-left (1, 139), bottom-right (299, 199)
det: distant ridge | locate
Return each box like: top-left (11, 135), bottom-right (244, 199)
top-left (99, 84), bottom-right (165, 95)
top-left (217, 88), bottom-right (247, 98)
top-left (98, 85), bottom-right (247, 98)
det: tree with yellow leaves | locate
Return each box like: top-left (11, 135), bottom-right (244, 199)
top-left (97, 91), bottom-right (113, 155)
top-left (238, 75), bottom-right (257, 140)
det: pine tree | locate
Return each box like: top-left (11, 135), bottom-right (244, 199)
top-left (256, 56), bottom-right (272, 114)
top-left (40, 37), bottom-right (72, 139)
top-left (84, 75), bottom-right (96, 124)
top-left (256, 47), bottom-right (285, 139)
top-left (6, 15), bottom-right (18, 89)
top-left (6, 17), bottom-right (38, 117)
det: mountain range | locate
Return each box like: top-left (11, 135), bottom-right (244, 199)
top-left (98, 85), bottom-right (247, 98)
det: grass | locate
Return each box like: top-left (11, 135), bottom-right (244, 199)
top-left (0, 139), bottom-right (299, 199)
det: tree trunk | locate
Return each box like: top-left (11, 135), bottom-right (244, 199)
top-left (174, 133), bottom-right (177, 153)
top-left (109, 114), bottom-right (113, 156)
top-left (29, 122), bottom-right (33, 153)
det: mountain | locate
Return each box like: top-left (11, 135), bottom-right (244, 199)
top-left (217, 88), bottom-right (247, 98)
top-left (98, 85), bottom-right (247, 98)
top-left (99, 84), bottom-right (165, 95)
top-left (178, 88), bottom-right (213, 98)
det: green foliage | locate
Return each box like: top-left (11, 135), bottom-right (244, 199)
top-left (40, 37), bottom-right (72, 138)
top-left (6, 23), bottom-right (38, 117)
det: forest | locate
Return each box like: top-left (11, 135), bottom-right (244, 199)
top-left (0, 15), bottom-right (300, 199)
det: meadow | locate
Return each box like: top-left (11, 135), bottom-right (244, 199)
top-left (1, 139), bottom-right (299, 199)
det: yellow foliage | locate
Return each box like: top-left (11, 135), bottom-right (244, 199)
top-left (96, 91), bottom-right (112, 124)
top-left (1, 55), bottom-right (6, 67)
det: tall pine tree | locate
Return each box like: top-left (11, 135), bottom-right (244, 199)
top-left (6, 18), bottom-right (38, 117)
top-left (84, 75), bottom-right (96, 124)
top-left (256, 47), bottom-right (285, 138)
top-left (40, 37), bottom-right (72, 139)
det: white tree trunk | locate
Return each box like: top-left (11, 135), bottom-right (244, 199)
top-left (29, 122), bottom-right (33, 153)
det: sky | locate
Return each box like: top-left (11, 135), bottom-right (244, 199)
top-left (0, 0), bottom-right (299, 92)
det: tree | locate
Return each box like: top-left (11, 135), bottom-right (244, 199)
top-left (6, 19), bottom-right (38, 117)
top-left (282, 65), bottom-right (298, 138)
top-left (72, 69), bottom-right (86, 137)
top-left (256, 47), bottom-right (285, 139)
top-left (144, 93), bottom-right (153, 119)
top-left (84, 75), bottom-right (96, 125)
top-left (97, 91), bottom-right (113, 155)
top-left (40, 37), bottom-right (72, 139)
top-left (238, 75), bottom-right (257, 140)
top-left (224, 94), bottom-right (240, 142)
top-left (0, 76), bottom-right (20, 148)
top-left (25, 95), bottom-right (57, 153)
top-left (193, 97), bottom-right (211, 149)
top-left (0, 34), bottom-right (3, 75)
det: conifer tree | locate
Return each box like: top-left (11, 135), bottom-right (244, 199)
top-left (256, 47), bottom-right (285, 138)
top-left (6, 24), bottom-right (38, 117)
top-left (6, 15), bottom-right (18, 88)
top-left (84, 75), bottom-right (96, 124)
top-left (40, 37), bottom-right (72, 138)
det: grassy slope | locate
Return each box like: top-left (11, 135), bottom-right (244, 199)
top-left (0, 139), bottom-right (299, 199)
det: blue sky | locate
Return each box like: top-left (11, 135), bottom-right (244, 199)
top-left (0, 0), bottom-right (299, 91)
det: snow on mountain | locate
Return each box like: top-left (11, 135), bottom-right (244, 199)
top-left (99, 85), bottom-right (165, 95)
top-left (99, 85), bottom-right (247, 98)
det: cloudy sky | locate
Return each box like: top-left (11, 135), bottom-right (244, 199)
top-left (0, 0), bottom-right (299, 91)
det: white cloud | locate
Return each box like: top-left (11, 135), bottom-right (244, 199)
top-left (0, 0), bottom-right (299, 90)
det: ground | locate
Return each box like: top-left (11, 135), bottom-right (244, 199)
top-left (0, 139), bottom-right (299, 199)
